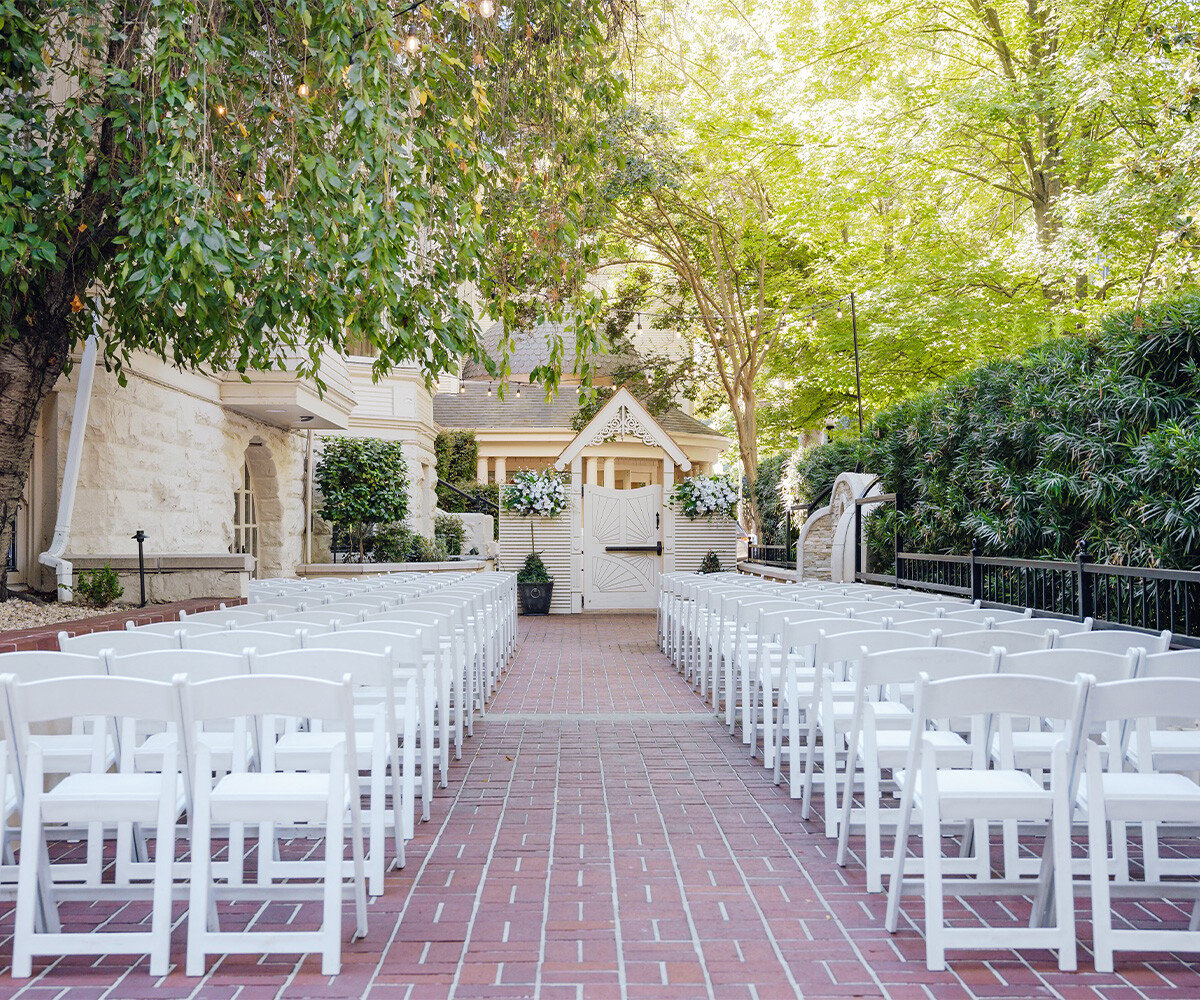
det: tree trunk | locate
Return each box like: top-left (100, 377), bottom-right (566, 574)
top-left (0, 322), bottom-right (73, 598)
top-left (735, 382), bottom-right (760, 540)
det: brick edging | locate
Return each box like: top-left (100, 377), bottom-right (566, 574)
top-left (0, 597), bottom-right (246, 652)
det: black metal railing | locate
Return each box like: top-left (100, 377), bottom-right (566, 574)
top-left (747, 544), bottom-right (793, 568)
top-left (437, 478), bottom-right (498, 515)
top-left (5, 518), bottom-right (15, 573)
top-left (858, 529), bottom-right (1200, 647)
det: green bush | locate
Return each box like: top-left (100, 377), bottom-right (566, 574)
top-left (371, 524), bottom-right (414, 563)
top-left (699, 551), bottom-right (721, 574)
top-left (797, 295), bottom-right (1200, 570)
top-left (517, 551), bottom-right (552, 583)
top-left (435, 431), bottom-right (478, 484)
top-left (408, 534), bottom-right (448, 563)
top-left (750, 453), bottom-right (789, 546)
top-left (787, 436), bottom-right (867, 506)
top-left (434, 513), bottom-right (466, 556)
top-left (315, 437), bottom-right (409, 561)
top-left (73, 566), bottom-right (123, 607)
top-left (436, 479), bottom-right (499, 538)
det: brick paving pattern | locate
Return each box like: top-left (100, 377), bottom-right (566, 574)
top-left (1, 612), bottom-right (1197, 999)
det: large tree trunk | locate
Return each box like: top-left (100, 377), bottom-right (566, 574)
top-left (734, 382), bottom-right (760, 540)
top-left (0, 322), bottom-right (74, 598)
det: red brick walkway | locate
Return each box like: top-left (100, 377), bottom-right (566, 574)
top-left (2, 613), bottom-right (1198, 999)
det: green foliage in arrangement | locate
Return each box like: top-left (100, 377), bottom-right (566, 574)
top-left (434, 513), bottom-right (466, 557)
top-left (793, 296), bottom-right (1200, 570)
top-left (315, 438), bottom-right (409, 561)
top-left (517, 552), bottom-right (552, 584)
top-left (72, 566), bottom-right (123, 607)
top-left (698, 551), bottom-right (721, 574)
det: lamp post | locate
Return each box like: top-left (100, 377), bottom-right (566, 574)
top-left (806, 292), bottom-right (865, 435)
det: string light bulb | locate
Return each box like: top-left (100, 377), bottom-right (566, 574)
top-left (515, 383), bottom-right (522, 398)
top-left (215, 104), bottom-right (227, 117)
top-left (404, 33), bottom-right (421, 54)
top-left (486, 384), bottom-right (492, 397)
top-left (636, 314), bottom-right (642, 331)
top-left (296, 82), bottom-right (310, 98)
top-left (458, 382), bottom-right (466, 394)
top-left (478, 0), bottom-right (495, 16)
top-left (836, 305), bottom-right (843, 319)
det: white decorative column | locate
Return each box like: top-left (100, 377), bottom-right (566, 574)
top-left (477, 455), bottom-right (488, 483)
top-left (585, 456), bottom-right (597, 485)
top-left (662, 458), bottom-right (675, 574)
top-left (494, 456), bottom-right (507, 485)
top-left (603, 457), bottom-right (615, 489)
top-left (570, 457), bottom-right (583, 613)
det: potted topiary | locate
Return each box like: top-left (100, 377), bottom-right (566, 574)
top-left (516, 552), bottom-right (553, 615)
top-left (503, 469), bottom-right (567, 614)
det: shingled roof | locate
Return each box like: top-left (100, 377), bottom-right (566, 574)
top-left (460, 319), bottom-right (633, 380)
top-left (433, 382), bottom-right (724, 438)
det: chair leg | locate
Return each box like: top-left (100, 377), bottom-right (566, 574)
top-left (1050, 794), bottom-right (1077, 972)
top-left (321, 799), bottom-right (345, 976)
top-left (1088, 800), bottom-right (1115, 973)
top-left (921, 778), bottom-right (946, 971)
top-left (186, 795), bottom-right (214, 976)
top-left (149, 803), bottom-right (178, 976)
top-left (12, 796), bottom-right (45, 979)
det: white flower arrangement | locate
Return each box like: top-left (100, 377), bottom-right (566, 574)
top-left (670, 474), bottom-right (738, 520)
top-left (503, 469), bottom-right (568, 518)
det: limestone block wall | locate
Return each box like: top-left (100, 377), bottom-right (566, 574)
top-left (47, 357), bottom-right (307, 591)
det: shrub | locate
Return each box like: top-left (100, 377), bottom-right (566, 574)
top-left (750, 453), bottom-right (789, 545)
top-left (797, 294), bottom-right (1200, 570)
top-left (408, 534), bottom-right (448, 563)
top-left (73, 566), bottom-right (123, 607)
top-left (371, 524), bottom-right (414, 563)
top-left (517, 551), bottom-right (552, 583)
top-left (434, 513), bottom-right (466, 556)
top-left (783, 436), bottom-right (867, 506)
top-left (315, 437), bottom-right (409, 561)
top-left (435, 431), bottom-right (478, 484)
top-left (699, 551), bottom-right (721, 574)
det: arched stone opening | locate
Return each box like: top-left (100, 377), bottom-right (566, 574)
top-left (239, 438), bottom-right (284, 578)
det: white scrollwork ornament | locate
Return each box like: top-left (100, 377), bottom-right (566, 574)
top-left (589, 404), bottom-right (657, 447)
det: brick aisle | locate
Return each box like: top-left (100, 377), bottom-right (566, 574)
top-left (2, 613), bottom-right (1198, 999)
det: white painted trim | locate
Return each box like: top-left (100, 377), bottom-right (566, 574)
top-left (553, 387), bottom-right (691, 472)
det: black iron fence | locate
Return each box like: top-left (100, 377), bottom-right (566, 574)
top-left (854, 496), bottom-right (1200, 646)
top-left (747, 544), bottom-right (792, 568)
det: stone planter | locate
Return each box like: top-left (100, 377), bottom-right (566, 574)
top-left (517, 580), bottom-right (554, 615)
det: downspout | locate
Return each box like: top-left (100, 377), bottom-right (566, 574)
top-left (303, 428), bottom-right (314, 566)
top-left (38, 332), bottom-right (100, 602)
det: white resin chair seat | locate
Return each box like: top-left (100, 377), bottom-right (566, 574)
top-left (913, 768), bottom-right (1051, 821)
top-left (1077, 770), bottom-right (1200, 816)
top-left (1124, 730), bottom-right (1200, 770)
top-left (207, 771), bottom-right (349, 823)
top-left (41, 771), bottom-right (186, 824)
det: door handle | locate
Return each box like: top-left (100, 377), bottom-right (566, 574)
top-left (605, 543), bottom-right (663, 556)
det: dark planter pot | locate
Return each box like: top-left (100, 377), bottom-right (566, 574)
top-left (518, 580), bottom-right (554, 615)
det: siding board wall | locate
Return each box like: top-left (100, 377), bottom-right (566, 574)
top-left (499, 479), bottom-right (576, 614)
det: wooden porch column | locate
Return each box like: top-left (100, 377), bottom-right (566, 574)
top-left (603, 457), bottom-right (615, 489)
top-left (477, 455), bottom-right (488, 483)
top-left (662, 457), bottom-right (676, 574)
top-left (494, 456), bottom-right (507, 485)
top-left (585, 456), bottom-right (598, 485)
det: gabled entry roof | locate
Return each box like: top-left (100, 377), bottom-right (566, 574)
top-left (553, 387), bottom-right (692, 472)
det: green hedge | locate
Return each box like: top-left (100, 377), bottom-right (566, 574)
top-left (794, 296), bottom-right (1200, 570)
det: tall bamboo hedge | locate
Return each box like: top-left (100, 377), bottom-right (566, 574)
top-left (790, 295), bottom-right (1200, 570)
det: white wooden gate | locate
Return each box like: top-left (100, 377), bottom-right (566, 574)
top-left (582, 484), bottom-right (662, 611)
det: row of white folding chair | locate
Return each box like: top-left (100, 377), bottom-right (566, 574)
top-left (1, 668), bottom-right (372, 977)
top-left (834, 647), bottom-right (1138, 893)
top-left (3, 644), bottom-right (416, 893)
top-left (881, 668), bottom-right (1200, 973)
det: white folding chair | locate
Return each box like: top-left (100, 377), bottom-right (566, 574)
top-left (181, 673), bottom-right (368, 976)
top-left (58, 629), bottom-right (180, 655)
top-left (983, 616), bottom-right (1092, 636)
top-left (129, 620), bottom-right (224, 638)
top-left (249, 648), bottom-right (413, 894)
top-left (6, 675), bottom-right (185, 977)
top-left (1082, 676), bottom-right (1200, 972)
top-left (179, 607), bottom-right (275, 627)
top-left (1054, 628), bottom-right (1172, 655)
top-left (184, 629), bottom-right (305, 654)
top-left (884, 672), bottom-right (1090, 971)
top-left (936, 629), bottom-right (1053, 653)
top-left (835, 647), bottom-right (1000, 891)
